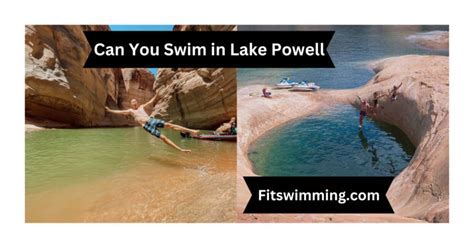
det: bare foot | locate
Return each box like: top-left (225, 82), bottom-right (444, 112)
top-left (181, 149), bottom-right (192, 153)
top-left (190, 129), bottom-right (200, 136)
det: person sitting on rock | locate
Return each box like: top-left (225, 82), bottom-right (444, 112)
top-left (230, 121), bottom-right (237, 135)
top-left (389, 82), bottom-right (403, 101)
top-left (357, 96), bottom-right (372, 129)
top-left (105, 93), bottom-right (199, 153)
top-left (262, 87), bottom-right (272, 98)
top-left (215, 117), bottom-right (236, 135)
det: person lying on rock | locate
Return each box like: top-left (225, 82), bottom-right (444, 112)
top-left (389, 82), bottom-right (403, 101)
top-left (262, 87), bottom-right (272, 98)
top-left (105, 94), bottom-right (199, 153)
top-left (357, 96), bottom-right (372, 129)
top-left (215, 117), bottom-right (236, 135)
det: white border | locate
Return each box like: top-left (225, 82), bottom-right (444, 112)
top-left (2, 0), bottom-right (474, 247)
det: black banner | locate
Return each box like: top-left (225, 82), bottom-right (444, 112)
top-left (243, 177), bottom-right (394, 214)
top-left (83, 31), bottom-right (334, 68)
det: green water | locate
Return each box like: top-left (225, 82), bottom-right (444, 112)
top-left (26, 127), bottom-right (235, 193)
top-left (249, 105), bottom-right (415, 176)
top-left (25, 127), bottom-right (236, 222)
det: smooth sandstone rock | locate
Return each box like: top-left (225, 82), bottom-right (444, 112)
top-left (357, 55), bottom-right (449, 223)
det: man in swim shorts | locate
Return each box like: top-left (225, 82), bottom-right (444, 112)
top-left (357, 96), bottom-right (371, 129)
top-left (105, 93), bottom-right (199, 153)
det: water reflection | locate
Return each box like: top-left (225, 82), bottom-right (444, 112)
top-left (358, 129), bottom-right (380, 168)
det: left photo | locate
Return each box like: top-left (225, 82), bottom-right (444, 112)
top-left (25, 25), bottom-right (237, 222)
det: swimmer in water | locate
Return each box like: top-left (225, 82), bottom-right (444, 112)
top-left (105, 93), bottom-right (199, 152)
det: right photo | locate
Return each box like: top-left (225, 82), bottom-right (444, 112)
top-left (237, 25), bottom-right (449, 223)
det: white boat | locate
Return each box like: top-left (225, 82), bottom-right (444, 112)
top-left (274, 78), bottom-right (298, 89)
top-left (289, 81), bottom-right (320, 92)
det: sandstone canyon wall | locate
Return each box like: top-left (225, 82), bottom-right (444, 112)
top-left (119, 68), bottom-right (156, 112)
top-left (151, 25), bottom-right (237, 130)
top-left (25, 25), bottom-right (155, 127)
top-left (26, 25), bottom-right (237, 130)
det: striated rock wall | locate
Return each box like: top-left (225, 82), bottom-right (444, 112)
top-left (153, 68), bottom-right (236, 129)
top-left (119, 68), bottom-right (156, 112)
top-left (151, 25), bottom-right (237, 129)
top-left (25, 25), bottom-right (155, 127)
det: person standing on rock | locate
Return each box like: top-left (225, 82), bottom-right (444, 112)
top-left (389, 82), bottom-right (403, 101)
top-left (357, 96), bottom-right (371, 129)
top-left (105, 93), bottom-right (199, 153)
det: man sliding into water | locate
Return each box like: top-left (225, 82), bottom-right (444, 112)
top-left (105, 93), bottom-right (199, 153)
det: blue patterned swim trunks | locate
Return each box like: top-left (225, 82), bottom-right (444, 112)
top-left (143, 117), bottom-right (165, 138)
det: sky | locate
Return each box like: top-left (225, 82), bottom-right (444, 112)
top-left (109, 25), bottom-right (174, 75)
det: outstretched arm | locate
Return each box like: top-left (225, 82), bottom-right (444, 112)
top-left (141, 92), bottom-right (159, 109)
top-left (105, 106), bottom-right (131, 116)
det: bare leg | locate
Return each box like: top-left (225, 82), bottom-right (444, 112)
top-left (372, 106), bottom-right (377, 116)
top-left (160, 134), bottom-right (191, 153)
top-left (359, 114), bottom-right (364, 128)
top-left (164, 123), bottom-right (199, 135)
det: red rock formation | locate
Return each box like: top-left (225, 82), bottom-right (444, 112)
top-left (119, 68), bottom-right (156, 112)
top-left (151, 25), bottom-right (237, 129)
top-left (153, 68), bottom-right (236, 129)
top-left (25, 25), bottom-right (155, 127)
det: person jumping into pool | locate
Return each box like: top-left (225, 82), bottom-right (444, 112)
top-left (371, 91), bottom-right (387, 115)
top-left (357, 96), bottom-right (372, 129)
top-left (389, 82), bottom-right (403, 101)
top-left (105, 93), bottom-right (199, 153)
